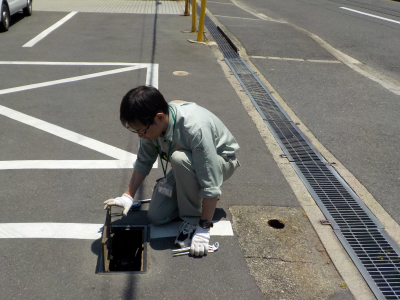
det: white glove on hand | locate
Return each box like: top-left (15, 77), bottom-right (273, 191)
top-left (190, 226), bottom-right (210, 257)
top-left (103, 193), bottom-right (133, 216)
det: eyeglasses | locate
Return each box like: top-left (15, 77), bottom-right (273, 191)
top-left (126, 123), bottom-right (151, 135)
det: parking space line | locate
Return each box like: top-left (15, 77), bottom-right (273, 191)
top-left (22, 12), bottom-right (78, 47)
top-left (0, 62), bottom-right (158, 93)
top-left (0, 104), bottom-right (147, 169)
top-left (0, 221), bottom-right (234, 239)
top-left (0, 66), bottom-right (143, 95)
top-left (0, 160), bottom-right (139, 169)
top-left (0, 61), bottom-right (159, 169)
top-left (0, 223), bottom-right (103, 239)
top-left (0, 104), bottom-right (132, 160)
top-left (147, 63), bottom-right (158, 88)
top-left (0, 61), bottom-right (138, 66)
top-left (150, 220), bottom-right (234, 239)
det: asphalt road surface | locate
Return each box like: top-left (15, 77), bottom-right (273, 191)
top-left (207, 0), bottom-right (400, 225)
top-left (0, 5), bottom-right (297, 300)
top-left (236, 0), bottom-right (400, 82)
top-left (0, 0), bottom-right (395, 299)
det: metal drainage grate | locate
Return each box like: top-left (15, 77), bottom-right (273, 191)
top-left (203, 11), bottom-right (400, 299)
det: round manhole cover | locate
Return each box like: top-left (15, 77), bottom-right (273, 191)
top-left (173, 71), bottom-right (189, 76)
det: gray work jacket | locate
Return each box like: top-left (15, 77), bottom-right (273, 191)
top-left (134, 102), bottom-right (240, 198)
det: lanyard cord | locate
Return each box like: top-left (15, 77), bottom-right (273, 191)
top-left (156, 106), bottom-right (176, 177)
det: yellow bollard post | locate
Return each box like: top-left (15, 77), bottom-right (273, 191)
top-left (191, 0), bottom-right (197, 32)
top-left (197, 0), bottom-right (207, 42)
top-left (184, 0), bottom-right (189, 16)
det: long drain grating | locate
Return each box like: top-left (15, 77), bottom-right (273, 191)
top-left (202, 12), bottom-right (400, 300)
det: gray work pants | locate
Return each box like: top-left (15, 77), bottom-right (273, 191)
top-left (147, 150), bottom-right (240, 226)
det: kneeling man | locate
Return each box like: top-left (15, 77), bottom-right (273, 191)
top-left (104, 86), bottom-right (240, 257)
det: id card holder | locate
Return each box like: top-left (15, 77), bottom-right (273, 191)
top-left (158, 179), bottom-right (173, 198)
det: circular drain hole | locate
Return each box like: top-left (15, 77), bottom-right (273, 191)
top-left (268, 219), bottom-right (285, 229)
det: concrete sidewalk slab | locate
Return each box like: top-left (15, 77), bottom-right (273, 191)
top-left (217, 18), bottom-right (337, 60)
top-left (35, 0), bottom-right (186, 15)
top-left (230, 206), bottom-right (353, 300)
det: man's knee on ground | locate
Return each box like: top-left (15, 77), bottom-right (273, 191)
top-left (170, 150), bottom-right (191, 170)
top-left (147, 209), bottom-right (168, 226)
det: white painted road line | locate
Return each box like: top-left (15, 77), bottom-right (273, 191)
top-left (23, 12), bottom-right (78, 47)
top-left (0, 105), bottom-right (135, 161)
top-left (341, 7), bottom-right (400, 26)
top-left (251, 56), bottom-right (304, 61)
top-left (0, 104), bottom-right (149, 170)
top-left (0, 66), bottom-right (143, 96)
top-left (0, 160), bottom-right (138, 170)
top-left (0, 221), bottom-right (234, 239)
top-left (150, 220), bottom-right (234, 239)
top-left (0, 223), bottom-right (103, 239)
top-left (213, 15), bottom-right (261, 21)
top-left (0, 61), bottom-right (159, 90)
top-left (208, 1), bottom-right (235, 4)
top-left (0, 61), bottom-right (159, 169)
top-left (0, 61), bottom-right (138, 66)
top-left (307, 59), bottom-right (341, 63)
top-left (146, 63), bottom-right (159, 88)
top-left (250, 56), bottom-right (341, 63)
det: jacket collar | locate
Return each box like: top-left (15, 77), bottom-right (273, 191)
top-left (162, 105), bottom-right (176, 141)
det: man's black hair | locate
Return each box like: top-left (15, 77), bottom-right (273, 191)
top-left (120, 86), bottom-right (169, 127)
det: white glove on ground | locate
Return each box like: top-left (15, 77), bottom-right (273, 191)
top-left (103, 193), bottom-right (133, 216)
top-left (190, 226), bottom-right (210, 257)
